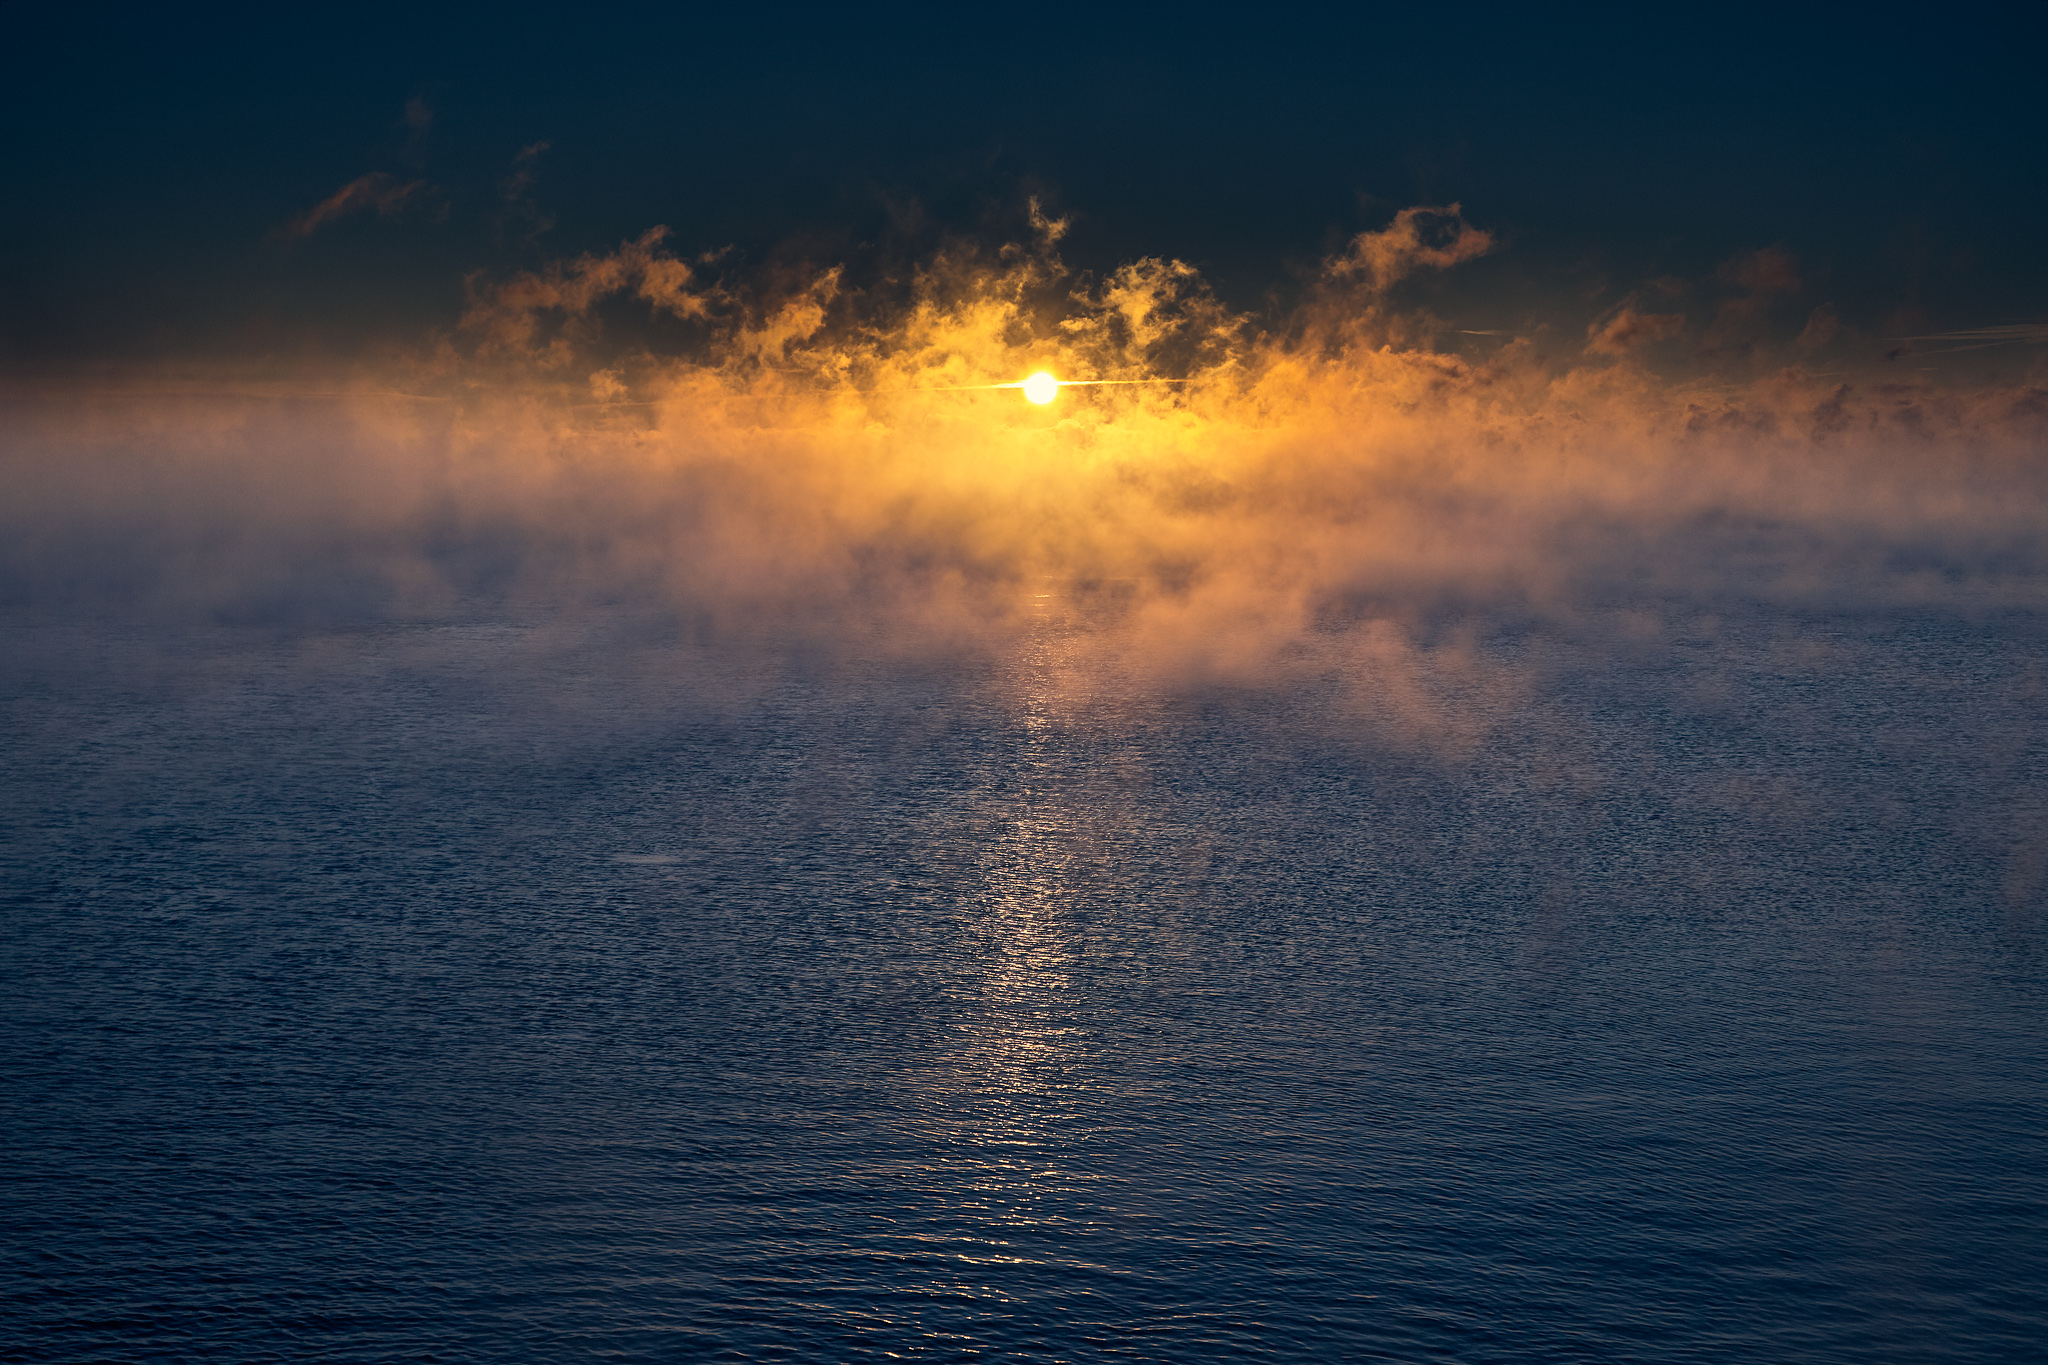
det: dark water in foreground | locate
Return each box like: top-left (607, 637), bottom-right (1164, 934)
top-left (4, 612), bottom-right (2046, 1362)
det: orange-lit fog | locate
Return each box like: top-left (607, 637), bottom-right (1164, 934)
top-left (4, 206), bottom-right (2044, 733)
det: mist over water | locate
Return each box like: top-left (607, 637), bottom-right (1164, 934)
top-left (5, 220), bottom-right (2048, 1360)
top-left (8, 210), bottom-right (2047, 650)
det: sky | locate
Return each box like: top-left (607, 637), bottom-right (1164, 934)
top-left (4, 3), bottom-right (2046, 370)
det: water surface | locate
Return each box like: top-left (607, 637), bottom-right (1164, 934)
top-left (4, 610), bottom-right (2045, 1361)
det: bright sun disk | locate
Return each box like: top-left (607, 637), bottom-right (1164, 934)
top-left (1022, 372), bottom-right (1059, 404)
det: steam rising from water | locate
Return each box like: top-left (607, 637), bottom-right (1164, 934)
top-left (4, 205), bottom-right (2044, 723)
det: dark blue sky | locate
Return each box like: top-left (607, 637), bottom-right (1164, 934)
top-left (4, 2), bottom-right (2043, 365)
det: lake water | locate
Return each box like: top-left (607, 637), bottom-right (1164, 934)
top-left (5, 608), bottom-right (2045, 1361)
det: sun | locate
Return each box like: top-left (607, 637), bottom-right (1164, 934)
top-left (1022, 372), bottom-right (1059, 405)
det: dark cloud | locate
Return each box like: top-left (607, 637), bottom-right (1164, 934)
top-left (1698, 245), bottom-right (1806, 356)
top-left (1796, 302), bottom-right (1841, 351)
top-left (1586, 304), bottom-right (1686, 356)
top-left (496, 140), bottom-right (554, 244)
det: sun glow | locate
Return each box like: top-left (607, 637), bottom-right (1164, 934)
top-left (1022, 372), bottom-right (1060, 405)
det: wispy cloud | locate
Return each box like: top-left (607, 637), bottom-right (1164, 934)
top-left (1323, 204), bottom-right (1493, 292)
top-left (497, 141), bottom-right (554, 243)
top-left (1891, 322), bottom-right (2048, 352)
top-left (277, 172), bottom-right (428, 242)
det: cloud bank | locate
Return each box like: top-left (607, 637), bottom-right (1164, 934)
top-left (4, 206), bottom-right (2044, 711)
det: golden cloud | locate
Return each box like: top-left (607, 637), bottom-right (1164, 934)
top-left (6, 212), bottom-right (2045, 736)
